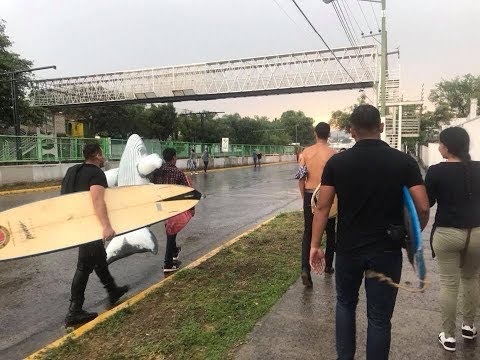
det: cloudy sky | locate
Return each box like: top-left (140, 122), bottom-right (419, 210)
top-left (1, 0), bottom-right (478, 123)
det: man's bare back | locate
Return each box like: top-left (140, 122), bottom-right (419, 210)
top-left (300, 143), bottom-right (336, 190)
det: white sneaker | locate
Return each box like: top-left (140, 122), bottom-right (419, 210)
top-left (462, 324), bottom-right (478, 340)
top-left (438, 332), bottom-right (456, 351)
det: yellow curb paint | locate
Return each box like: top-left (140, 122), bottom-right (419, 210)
top-left (2, 161), bottom-right (295, 196)
top-left (26, 215), bottom-right (277, 360)
top-left (0, 185), bottom-right (60, 196)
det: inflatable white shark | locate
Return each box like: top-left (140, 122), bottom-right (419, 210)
top-left (104, 134), bottom-right (163, 264)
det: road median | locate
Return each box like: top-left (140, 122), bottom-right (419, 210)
top-left (30, 211), bottom-right (303, 360)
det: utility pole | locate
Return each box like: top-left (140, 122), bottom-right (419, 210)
top-left (380, 0), bottom-right (387, 141)
top-left (1, 65), bottom-right (56, 160)
top-left (179, 110), bottom-right (224, 143)
top-left (325, 0), bottom-right (387, 138)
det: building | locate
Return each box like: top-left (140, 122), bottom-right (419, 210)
top-left (420, 98), bottom-right (479, 167)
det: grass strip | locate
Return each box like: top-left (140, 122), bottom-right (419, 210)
top-left (36, 212), bottom-right (304, 360)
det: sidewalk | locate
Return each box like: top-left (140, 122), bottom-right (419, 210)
top-left (234, 220), bottom-right (480, 359)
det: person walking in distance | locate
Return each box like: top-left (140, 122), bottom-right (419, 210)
top-left (63, 143), bottom-right (129, 327)
top-left (202, 147), bottom-right (210, 173)
top-left (425, 127), bottom-right (480, 352)
top-left (310, 105), bottom-right (430, 360)
top-left (189, 148), bottom-right (198, 175)
top-left (295, 122), bottom-right (337, 287)
top-left (152, 148), bottom-right (194, 273)
top-left (252, 149), bottom-right (258, 167)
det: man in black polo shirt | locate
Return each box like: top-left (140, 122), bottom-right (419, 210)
top-left (63, 143), bottom-right (129, 326)
top-left (310, 105), bottom-right (429, 359)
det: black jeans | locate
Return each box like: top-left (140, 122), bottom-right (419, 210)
top-left (203, 160), bottom-right (209, 172)
top-left (302, 191), bottom-right (336, 272)
top-left (335, 251), bottom-right (402, 360)
top-left (70, 240), bottom-right (115, 303)
top-left (164, 233), bottom-right (178, 266)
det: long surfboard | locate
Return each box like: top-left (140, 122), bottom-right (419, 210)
top-left (0, 184), bottom-right (201, 262)
top-left (402, 186), bottom-right (426, 287)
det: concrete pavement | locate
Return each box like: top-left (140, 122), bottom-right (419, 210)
top-left (234, 209), bottom-right (480, 360)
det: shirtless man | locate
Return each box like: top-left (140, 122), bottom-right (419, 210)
top-left (296, 122), bottom-right (337, 287)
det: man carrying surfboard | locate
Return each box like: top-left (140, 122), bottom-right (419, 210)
top-left (152, 147), bottom-right (193, 273)
top-left (310, 105), bottom-right (430, 359)
top-left (296, 122), bottom-right (336, 287)
top-left (63, 143), bottom-right (129, 327)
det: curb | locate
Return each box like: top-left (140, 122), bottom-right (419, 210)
top-left (26, 216), bottom-right (277, 359)
top-left (0, 185), bottom-right (61, 196)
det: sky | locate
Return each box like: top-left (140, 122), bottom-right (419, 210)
top-left (1, 0), bottom-right (479, 123)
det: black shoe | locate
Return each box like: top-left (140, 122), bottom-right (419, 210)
top-left (325, 267), bottom-right (335, 274)
top-left (65, 309), bottom-right (98, 327)
top-left (301, 270), bottom-right (313, 287)
top-left (173, 246), bottom-right (182, 261)
top-left (108, 285), bottom-right (129, 306)
top-left (164, 263), bottom-right (180, 273)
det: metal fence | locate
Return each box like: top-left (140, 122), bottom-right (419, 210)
top-left (0, 135), bottom-right (296, 163)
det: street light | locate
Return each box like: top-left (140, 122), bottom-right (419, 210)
top-left (0, 65), bottom-right (56, 160)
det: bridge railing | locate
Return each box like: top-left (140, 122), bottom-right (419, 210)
top-left (0, 135), bottom-right (295, 164)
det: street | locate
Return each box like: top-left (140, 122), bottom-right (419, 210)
top-left (0, 163), bottom-right (301, 360)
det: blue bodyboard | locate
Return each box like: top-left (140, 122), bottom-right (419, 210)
top-left (402, 186), bottom-right (426, 287)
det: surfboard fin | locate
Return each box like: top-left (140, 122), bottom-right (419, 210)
top-left (162, 189), bottom-right (202, 202)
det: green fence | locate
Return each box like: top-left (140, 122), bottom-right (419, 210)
top-left (0, 135), bottom-right (295, 163)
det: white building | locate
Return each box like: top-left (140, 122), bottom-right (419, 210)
top-left (420, 98), bottom-right (479, 167)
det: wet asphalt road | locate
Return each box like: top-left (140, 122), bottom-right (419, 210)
top-left (0, 163), bottom-right (301, 360)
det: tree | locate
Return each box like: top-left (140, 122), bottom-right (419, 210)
top-left (278, 110), bottom-right (315, 145)
top-left (328, 93), bottom-right (367, 131)
top-left (429, 74), bottom-right (480, 117)
top-left (418, 105), bottom-right (453, 143)
top-left (0, 20), bottom-right (37, 130)
top-left (329, 110), bottom-right (351, 132)
top-left (141, 103), bottom-right (177, 140)
top-left (62, 104), bottom-right (146, 138)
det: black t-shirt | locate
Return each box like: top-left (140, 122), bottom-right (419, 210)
top-left (74, 164), bottom-right (108, 192)
top-left (321, 139), bottom-right (424, 254)
top-left (425, 161), bottom-right (480, 228)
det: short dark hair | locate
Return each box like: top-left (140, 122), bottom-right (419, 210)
top-left (350, 104), bottom-right (381, 132)
top-left (315, 122), bottom-right (330, 140)
top-left (163, 148), bottom-right (176, 162)
top-left (83, 143), bottom-right (102, 160)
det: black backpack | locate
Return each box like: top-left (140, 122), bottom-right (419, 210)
top-left (60, 163), bottom-right (84, 195)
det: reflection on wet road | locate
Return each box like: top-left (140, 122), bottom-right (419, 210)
top-left (0, 163), bottom-right (301, 359)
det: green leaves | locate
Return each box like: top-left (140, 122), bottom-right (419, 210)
top-left (429, 74), bottom-right (480, 118)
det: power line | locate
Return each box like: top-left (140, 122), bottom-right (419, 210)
top-left (290, 0), bottom-right (356, 83)
top-left (370, 1), bottom-right (381, 30)
top-left (341, 0), bottom-right (364, 36)
top-left (340, 0), bottom-right (363, 37)
top-left (356, 0), bottom-right (373, 34)
top-left (291, 0), bottom-right (373, 103)
top-left (272, 0), bottom-right (300, 27)
top-left (332, 0), bottom-right (374, 81)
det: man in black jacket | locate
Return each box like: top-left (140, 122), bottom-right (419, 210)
top-left (63, 143), bottom-right (128, 327)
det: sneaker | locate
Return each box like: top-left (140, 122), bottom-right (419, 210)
top-left (325, 267), bottom-right (335, 274)
top-left (163, 264), bottom-right (180, 273)
top-left (438, 332), bottom-right (456, 351)
top-left (173, 246), bottom-right (182, 261)
top-left (108, 285), bottom-right (129, 306)
top-left (301, 270), bottom-right (313, 287)
top-left (462, 324), bottom-right (478, 340)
